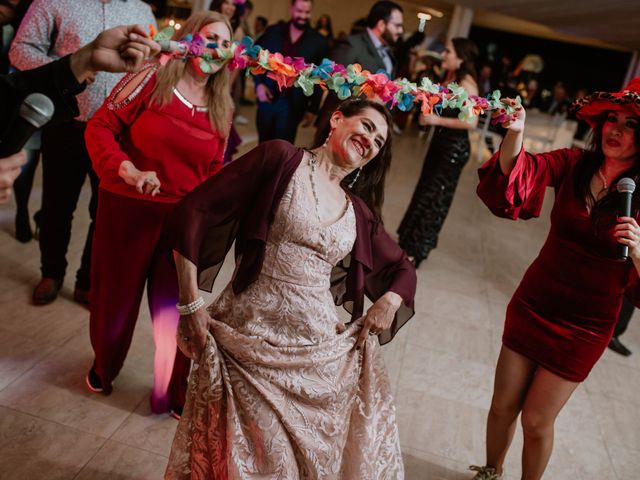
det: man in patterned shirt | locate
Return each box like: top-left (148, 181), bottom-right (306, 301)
top-left (9, 0), bottom-right (157, 306)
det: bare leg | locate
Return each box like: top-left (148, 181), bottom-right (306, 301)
top-left (485, 346), bottom-right (537, 474)
top-left (520, 368), bottom-right (579, 480)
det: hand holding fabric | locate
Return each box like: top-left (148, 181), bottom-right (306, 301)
top-left (177, 309), bottom-right (212, 360)
top-left (355, 291), bottom-right (403, 349)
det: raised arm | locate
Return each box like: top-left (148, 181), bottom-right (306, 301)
top-left (497, 99), bottom-right (526, 175)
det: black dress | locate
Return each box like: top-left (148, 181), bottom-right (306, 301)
top-left (398, 108), bottom-right (471, 265)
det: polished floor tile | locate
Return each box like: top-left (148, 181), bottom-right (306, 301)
top-left (0, 406), bottom-right (105, 480)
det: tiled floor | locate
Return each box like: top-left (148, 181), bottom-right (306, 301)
top-left (1, 110), bottom-right (638, 479)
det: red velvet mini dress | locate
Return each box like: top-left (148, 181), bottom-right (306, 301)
top-left (477, 147), bottom-right (640, 382)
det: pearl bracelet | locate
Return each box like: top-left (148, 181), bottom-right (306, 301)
top-left (176, 296), bottom-right (205, 316)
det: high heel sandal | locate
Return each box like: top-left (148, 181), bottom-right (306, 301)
top-left (469, 465), bottom-right (504, 480)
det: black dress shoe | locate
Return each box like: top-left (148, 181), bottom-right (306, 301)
top-left (32, 277), bottom-right (63, 305)
top-left (608, 337), bottom-right (632, 356)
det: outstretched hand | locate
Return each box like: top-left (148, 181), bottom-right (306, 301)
top-left (70, 25), bottom-right (160, 82)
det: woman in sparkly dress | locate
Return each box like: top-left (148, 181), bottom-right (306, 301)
top-left (398, 37), bottom-right (479, 266)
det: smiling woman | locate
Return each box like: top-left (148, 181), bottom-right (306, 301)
top-left (83, 11), bottom-right (234, 418)
top-left (164, 99), bottom-right (417, 478)
top-left (471, 78), bottom-right (640, 480)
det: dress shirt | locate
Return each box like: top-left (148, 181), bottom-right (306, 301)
top-left (366, 28), bottom-right (393, 77)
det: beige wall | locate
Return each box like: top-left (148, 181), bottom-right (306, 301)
top-left (251, 0), bottom-right (454, 42)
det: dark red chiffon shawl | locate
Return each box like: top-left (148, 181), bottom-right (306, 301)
top-left (168, 140), bottom-right (417, 344)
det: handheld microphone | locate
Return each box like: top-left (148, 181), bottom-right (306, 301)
top-left (616, 177), bottom-right (636, 261)
top-left (0, 93), bottom-right (55, 157)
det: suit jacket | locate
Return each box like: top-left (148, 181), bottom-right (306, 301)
top-left (331, 30), bottom-right (396, 78)
top-left (0, 55), bottom-right (84, 140)
top-left (314, 31), bottom-right (397, 144)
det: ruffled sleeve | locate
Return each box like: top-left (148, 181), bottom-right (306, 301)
top-left (367, 222), bottom-right (417, 344)
top-left (168, 140), bottom-right (302, 292)
top-left (477, 147), bottom-right (580, 220)
top-left (331, 195), bottom-right (417, 345)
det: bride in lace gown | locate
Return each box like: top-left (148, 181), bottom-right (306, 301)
top-left (165, 100), bottom-right (417, 479)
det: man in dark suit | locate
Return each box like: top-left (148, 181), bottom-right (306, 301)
top-left (314, 0), bottom-right (404, 143)
top-left (333, 0), bottom-right (403, 78)
top-left (254, 0), bottom-right (329, 143)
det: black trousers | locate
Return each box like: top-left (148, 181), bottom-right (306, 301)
top-left (39, 121), bottom-right (98, 290)
top-left (615, 296), bottom-right (634, 337)
top-left (256, 97), bottom-right (301, 144)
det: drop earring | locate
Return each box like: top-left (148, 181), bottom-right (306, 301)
top-left (349, 167), bottom-right (362, 189)
top-left (323, 128), bottom-right (334, 147)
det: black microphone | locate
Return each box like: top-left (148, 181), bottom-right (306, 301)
top-left (617, 177), bottom-right (636, 261)
top-left (0, 93), bottom-right (55, 157)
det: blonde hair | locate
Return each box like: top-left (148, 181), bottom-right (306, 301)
top-left (150, 11), bottom-right (234, 135)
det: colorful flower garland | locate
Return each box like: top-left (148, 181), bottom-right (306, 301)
top-left (152, 27), bottom-right (521, 124)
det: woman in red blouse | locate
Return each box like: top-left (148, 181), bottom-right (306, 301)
top-left (471, 79), bottom-right (640, 480)
top-left (84, 11), bottom-right (233, 417)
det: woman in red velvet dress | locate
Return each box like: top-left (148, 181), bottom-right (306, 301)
top-left (471, 78), bottom-right (640, 480)
top-left (84, 11), bottom-right (233, 417)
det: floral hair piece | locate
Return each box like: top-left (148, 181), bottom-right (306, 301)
top-left (153, 27), bottom-right (521, 124)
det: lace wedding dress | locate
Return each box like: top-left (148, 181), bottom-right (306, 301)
top-left (165, 166), bottom-right (404, 479)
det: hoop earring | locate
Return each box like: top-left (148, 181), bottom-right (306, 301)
top-left (349, 167), bottom-right (362, 189)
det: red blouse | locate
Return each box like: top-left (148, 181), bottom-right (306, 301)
top-left (85, 64), bottom-right (227, 203)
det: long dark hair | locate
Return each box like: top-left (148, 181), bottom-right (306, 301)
top-left (316, 14), bottom-right (334, 39)
top-left (451, 37), bottom-right (478, 83)
top-left (574, 112), bottom-right (640, 231)
top-left (313, 99), bottom-right (394, 222)
top-left (210, 0), bottom-right (241, 31)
